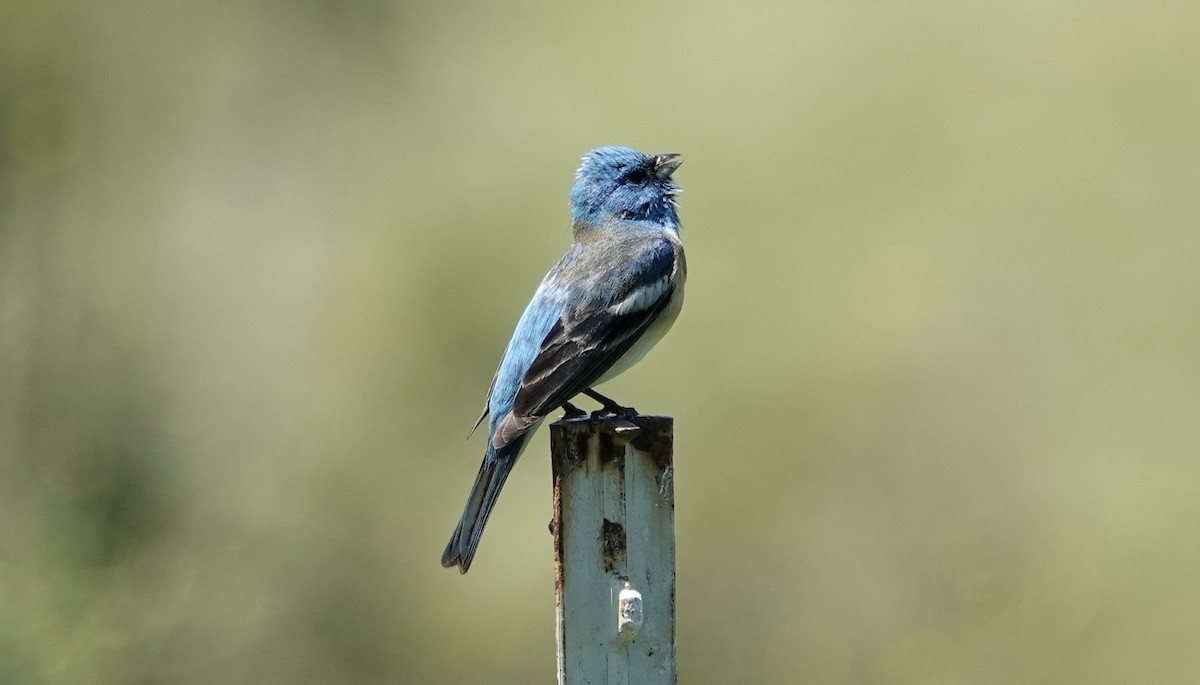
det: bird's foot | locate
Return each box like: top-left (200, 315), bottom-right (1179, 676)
top-left (583, 388), bottom-right (638, 419)
top-left (561, 401), bottom-right (587, 420)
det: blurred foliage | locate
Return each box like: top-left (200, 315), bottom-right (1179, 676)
top-left (2, 0), bottom-right (1199, 682)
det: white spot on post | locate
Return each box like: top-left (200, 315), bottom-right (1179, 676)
top-left (616, 581), bottom-right (643, 644)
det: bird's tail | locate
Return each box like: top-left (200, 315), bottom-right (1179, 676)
top-left (441, 450), bottom-right (513, 573)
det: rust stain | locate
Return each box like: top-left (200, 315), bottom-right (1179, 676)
top-left (552, 474), bottom-right (565, 595)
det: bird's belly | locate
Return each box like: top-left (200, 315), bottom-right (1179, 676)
top-left (594, 284), bottom-right (685, 386)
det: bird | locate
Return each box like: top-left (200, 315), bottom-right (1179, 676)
top-left (441, 146), bottom-right (687, 573)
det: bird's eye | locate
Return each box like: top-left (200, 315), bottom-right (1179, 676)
top-left (624, 168), bottom-right (649, 185)
top-left (620, 210), bottom-right (636, 220)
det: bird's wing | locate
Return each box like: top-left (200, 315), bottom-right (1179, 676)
top-left (491, 237), bottom-right (679, 449)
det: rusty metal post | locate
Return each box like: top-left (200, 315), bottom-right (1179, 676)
top-left (550, 415), bottom-right (676, 685)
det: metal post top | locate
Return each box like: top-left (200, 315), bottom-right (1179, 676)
top-left (549, 414), bottom-right (674, 475)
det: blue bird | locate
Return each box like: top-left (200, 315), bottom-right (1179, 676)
top-left (441, 146), bottom-right (687, 573)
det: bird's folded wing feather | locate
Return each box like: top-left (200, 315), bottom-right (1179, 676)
top-left (491, 238), bottom-right (678, 449)
top-left (467, 369), bottom-right (497, 438)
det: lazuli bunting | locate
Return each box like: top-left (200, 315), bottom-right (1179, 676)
top-left (441, 146), bottom-right (687, 573)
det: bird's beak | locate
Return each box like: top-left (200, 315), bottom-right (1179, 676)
top-left (653, 153), bottom-right (683, 179)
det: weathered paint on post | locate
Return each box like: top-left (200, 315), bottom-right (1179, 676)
top-left (551, 415), bottom-right (676, 685)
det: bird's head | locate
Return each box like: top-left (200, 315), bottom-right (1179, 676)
top-left (569, 146), bottom-right (682, 231)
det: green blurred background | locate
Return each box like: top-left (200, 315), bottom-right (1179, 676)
top-left (2, 0), bottom-right (1198, 682)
